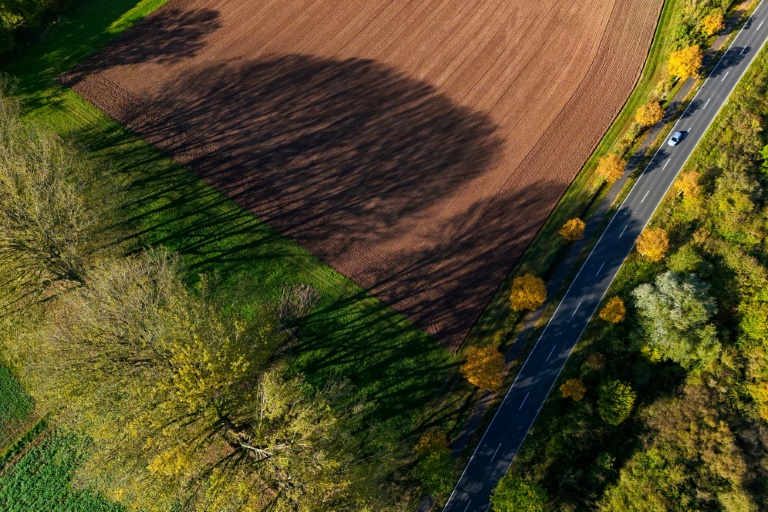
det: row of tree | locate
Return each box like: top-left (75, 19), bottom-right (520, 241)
top-left (0, 80), bottom-right (405, 510)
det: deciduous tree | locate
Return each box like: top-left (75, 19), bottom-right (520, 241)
top-left (560, 218), bottom-right (585, 242)
top-left (673, 171), bottom-right (700, 198)
top-left (510, 274), bottom-right (546, 311)
top-left (632, 271), bottom-right (720, 369)
top-left (560, 378), bottom-right (587, 401)
top-left (701, 12), bottom-right (724, 36)
top-left (491, 473), bottom-right (547, 512)
top-left (0, 90), bottom-right (118, 310)
top-left (636, 228), bottom-right (669, 262)
top-left (635, 101), bottom-right (664, 127)
top-left (597, 381), bottom-right (636, 426)
top-left (599, 296), bottom-right (626, 323)
top-left (668, 46), bottom-right (703, 80)
top-left (413, 431), bottom-right (452, 496)
top-left (596, 154), bottom-right (625, 185)
top-left (20, 250), bottom-right (402, 512)
top-left (461, 346), bottom-right (505, 391)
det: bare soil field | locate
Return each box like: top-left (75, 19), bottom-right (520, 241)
top-left (64, 0), bottom-right (662, 348)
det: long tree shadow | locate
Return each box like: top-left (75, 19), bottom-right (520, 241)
top-left (69, 53), bottom-right (520, 347)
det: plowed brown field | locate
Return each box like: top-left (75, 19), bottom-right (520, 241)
top-left (65, 0), bottom-right (662, 348)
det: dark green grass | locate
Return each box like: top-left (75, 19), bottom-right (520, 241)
top-left (5, 0), bottom-right (457, 436)
top-left (0, 432), bottom-right (124, 511)
top-left (0, 366), bottom-right (32, 426)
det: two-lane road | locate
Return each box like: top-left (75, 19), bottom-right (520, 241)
top-left (444, 3), bottom-right (768, 510)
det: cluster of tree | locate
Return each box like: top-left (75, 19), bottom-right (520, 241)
top-left (0, 84), bottom-right (407, 510)
top-left (0, 0), bottom-right (76, 58)
top-left (491, 3), bottom-right (768, 510)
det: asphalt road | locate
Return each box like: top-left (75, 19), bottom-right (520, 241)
top-left (443, 3), bottom-right (768, 510)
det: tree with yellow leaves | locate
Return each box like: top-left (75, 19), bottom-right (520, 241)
top-left (637, 227), bottom-right (670, 262)
top-left (560, 218), bottom-right (586, 242)
top-left (668, 45), bottom-right (703, 80)
top-left (461, 346), bottom-right (505, 391)
top-left (510, 274), bottom-right (547, 311)
top-left (701, 12), bottom-right (725, 36)
top-left (635, 101), bottom-right (664, 127)
top-left (599, 296), bottom-right (626, 323)
top-left (596, 154), bottom-right (626, 185)
top-left (560, 378), bottom-right (587, 401)
top-left (674, 171), bottom-right (700, 198)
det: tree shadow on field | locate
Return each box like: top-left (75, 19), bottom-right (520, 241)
top-left (59, 6), bottom-right (222, 87)
top-left (69, 53), bottom-right (544, 347)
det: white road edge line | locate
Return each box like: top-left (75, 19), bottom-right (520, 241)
top-left (442, 4), bottom-right (768, 508)
top-left (519, 393), bottom-right (530, 410)
top-left (596, 262), bottom-right (605, 275)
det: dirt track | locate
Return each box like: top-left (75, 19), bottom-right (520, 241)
top-left (66, 0), bottom-right (663, 348)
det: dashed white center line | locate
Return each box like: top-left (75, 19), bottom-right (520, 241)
top-left (572, 301), bottom-right (582, 317)
top-left (463, 500), bottom-right (472, 512)
top-left (742, 45), bottom-right (749, 56)
top-left (703, 98), bottom-right (711, 110)
top-left (722, 70), bottom-right (730, 82)
top-left (663, 159), bottom-right (670, 169)
top-left (620, 225), bottom-right (628, 238)
top-left (759, 20), bottom-right (765, 30)
top-left (596, 262), bottom-right (605, 275)
top-left (519, 393), bottom-right (530, 410)
top-left (641, 190), bottom-right (650, 203)
top-left (546, 345), bottom-right (557, 361)
top-left (490, 443), bottom-right (503, 462)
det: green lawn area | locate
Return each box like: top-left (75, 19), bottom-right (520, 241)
top-left (6, 0), bottom-right (456, 439)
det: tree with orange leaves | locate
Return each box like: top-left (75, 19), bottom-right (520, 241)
top-left (635, 101), bottom-right (664, 127)
top-left (599, 296), bottom-right (626, 323)
top-left (596, 154), bottom-right (625, 185)
top-left (461, 346), bottom-right (505, 391)
top-left (560, 218), bottom-right (586, 242)
top-left (560, 378), bottom-right (587, 401)
top-left (701, 12), bottom-right (724, 36)
top-left (637, 227), bottom-right (669, 262)
top-left (510, 274), bottom-right (547, 311)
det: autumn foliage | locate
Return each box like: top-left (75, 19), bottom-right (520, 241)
top-left (668, 45), bottom-right (703, 80)
top-left (510, 274), bottom-right (547, 311)
top-left (599, 296), bottom-right (626, 323)
top-left (560, 378), bottom-right (587, 401)
top-left (596, 154), bottom-right (625, 185)
top-left (637, 228), bottom-right (670, 262)
top-left (701, 12), bottom-right (724, 36)
top-left (560, 218), bottom-right (586, 242)
top-left (635, 101), bottom-right (664, 127)
top-left (461, 346), bottom-right (505, 391)
top-left (674, 171), bottom-right (700, 198)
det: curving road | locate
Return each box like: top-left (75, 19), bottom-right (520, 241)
top-left (443, 2), bottom-right (768, 510)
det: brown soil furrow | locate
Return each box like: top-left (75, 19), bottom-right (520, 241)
top-left (67, 0), bottom-right (663, 348)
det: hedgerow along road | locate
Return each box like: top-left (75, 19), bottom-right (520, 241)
top-left (443, 2), bottom-right (768, 510)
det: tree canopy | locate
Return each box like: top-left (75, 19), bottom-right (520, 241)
top-left (461, 346), bottom-right (505, 392)
top-left (559, 218), bottom-right (585, 242)
top-left (668, 45), bottom-right (703, 79)
top-left (510, 274), bottom-right (546, 312)
top-left (595, 154), bottom-right (625, 185)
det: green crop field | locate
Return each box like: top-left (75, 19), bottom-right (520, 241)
top-left (0, 432), bottom-right (123, 511)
